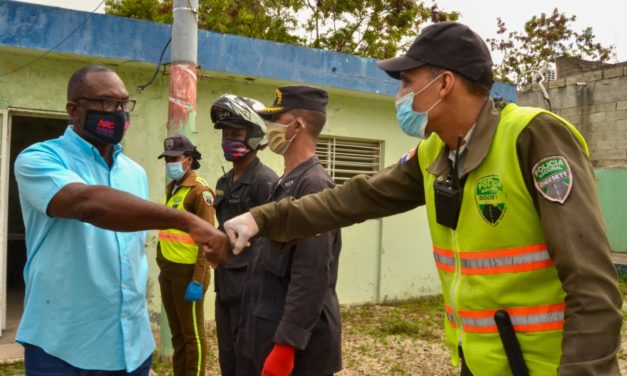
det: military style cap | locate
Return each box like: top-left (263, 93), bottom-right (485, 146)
top-left (257, 85), bottom-right (328, 119)
top-left (377, 22), bottom-right (494, 89)
top-left (158, 134), bottom-right (195, 158)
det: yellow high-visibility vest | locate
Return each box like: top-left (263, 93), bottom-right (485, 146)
top-left (418, 104), bottom-right (588, 375)
top-left (158, 186), bottom-right (198, 264)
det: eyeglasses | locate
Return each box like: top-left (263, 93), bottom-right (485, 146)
top-left (74, 97), bottom-right (137, 112)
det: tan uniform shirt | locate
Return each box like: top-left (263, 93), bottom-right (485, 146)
top-left (158, 171), bottom-right (215, 284)
top-left (251, 100), bottom-right (623, 375)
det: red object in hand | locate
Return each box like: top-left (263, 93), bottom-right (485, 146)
top-left (261, 343), bottom-right (296, 376)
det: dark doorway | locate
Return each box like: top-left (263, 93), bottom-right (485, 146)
top-left (2, 114), bottom-right (67, 346)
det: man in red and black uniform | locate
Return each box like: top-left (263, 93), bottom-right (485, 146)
top-left (210, 95), bottom-right (278, 376)
top-left (235, 86), bottom-right (343, 376)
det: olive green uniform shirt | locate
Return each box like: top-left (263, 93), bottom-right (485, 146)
top-left (251, 100), bottom-right (623, 376)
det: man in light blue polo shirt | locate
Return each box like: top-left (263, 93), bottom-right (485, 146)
top-left (14, 65), bottom-right (229, 375)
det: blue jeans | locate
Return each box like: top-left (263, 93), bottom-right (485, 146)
top-left (23, 344), bottom-right (152, 376)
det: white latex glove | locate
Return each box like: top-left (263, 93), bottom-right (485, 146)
top-left (224, 212), bottom-right (259, 255)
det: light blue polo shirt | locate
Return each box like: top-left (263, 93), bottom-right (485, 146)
top-left (14, 126), bottom-right (155, 372)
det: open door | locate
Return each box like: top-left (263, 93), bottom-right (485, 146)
top-left (0, 110), bottom-right (9, 337)
top-left (0, 110), bottom-right (66, 350)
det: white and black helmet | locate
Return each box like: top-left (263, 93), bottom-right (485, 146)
top-left (211, 94), bottom-right (267, 150)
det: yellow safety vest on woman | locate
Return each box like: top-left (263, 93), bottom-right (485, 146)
top-left (159, 186), bottom-right (199, 264)
top-left (418, 104), bottom-right (588, 375)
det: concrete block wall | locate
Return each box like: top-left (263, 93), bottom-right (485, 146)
top-left (518, 66), bottom-right (627, 168)
top-left (555, 56), bottom-right (615, 78)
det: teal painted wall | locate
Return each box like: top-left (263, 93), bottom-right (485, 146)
top-left (0, 49), bottom-right (438, 330)
top-left (596, 168), bottom-right (627, 253)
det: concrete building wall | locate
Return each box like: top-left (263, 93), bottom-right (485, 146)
top-left (0, 1), bottom-right (516, 344)
top-left (0, 49), bottom-right (439, 327)
top-left (518, 66), bottom-right (627, 167)
top-left (554, 56), bottom-right (616, 79)
top-left (596, 169), bottom-right (627, 253)
top-left (518, 66), bottom-right (627, 252)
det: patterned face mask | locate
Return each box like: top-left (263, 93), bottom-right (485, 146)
top-left (221, 138), bottom-right (251, 161)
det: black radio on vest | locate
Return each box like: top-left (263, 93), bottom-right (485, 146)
top-left (434, 135), bottom-right (464, 229)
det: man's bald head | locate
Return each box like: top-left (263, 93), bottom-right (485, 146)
top-left (67, 65), bottom-right (115, 101)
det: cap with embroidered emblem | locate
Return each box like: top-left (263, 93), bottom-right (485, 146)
top-left (158, 134), bottom-right (195, 158)
top-left (257, 85), bottom-right (328, 119)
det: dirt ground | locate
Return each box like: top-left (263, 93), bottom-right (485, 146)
top-left (117, 294), bottom-right (627, 376)
top-left (1, 295), bottom-right (626, 376)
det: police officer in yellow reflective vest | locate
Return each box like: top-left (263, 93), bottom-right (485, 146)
top-left (157, 134), bottom-right (215, 376)
top-left (222, 22), bottom-right (623, 376)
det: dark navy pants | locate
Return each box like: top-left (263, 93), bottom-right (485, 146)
top-left (23, 344), bottom-right (152, 376)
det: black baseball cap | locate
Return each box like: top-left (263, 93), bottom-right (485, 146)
top-left (257, 85), bottom-right (328, 119)
top-left (377, 22), bottom-right (494, 89)
top-left (158, 134), bottom-right (195, 158)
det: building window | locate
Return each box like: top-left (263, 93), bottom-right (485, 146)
top-left (316, 136), bottom-right (383, 184)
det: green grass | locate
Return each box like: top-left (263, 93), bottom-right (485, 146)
top-left (388, 363), bottom-right (409, 375)
top-left (149, 350), bottom-right (174, 376)
top-left (0, 361), bottom-right (24, 376)
top-left (342, 295), bottom-right (444, 341)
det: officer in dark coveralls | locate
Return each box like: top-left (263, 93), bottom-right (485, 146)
top-left (210, 94), bottom-right (278, 376)
top-left (235, 86), bottom-right (343, 376)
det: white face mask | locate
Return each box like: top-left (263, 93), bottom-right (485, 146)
top-left (265, 120), bottom-right (298, 155)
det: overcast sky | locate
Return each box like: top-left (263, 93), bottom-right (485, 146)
top-left (15, 0), bottom-right (627, 62)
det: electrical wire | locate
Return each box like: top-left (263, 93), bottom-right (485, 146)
top-left (544, 97), bottom-right (552, 112)
top-left (137, 37), bottom-right (171, 92)
top-left (187, 0), bottom-right (199, 22)
top-left (138, 1), bottom-right (198, 92)
top-left (0, 0), bottom-right (106, 79)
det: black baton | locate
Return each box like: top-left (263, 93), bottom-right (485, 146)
top-left (494, 310), bottom-right (529, 376)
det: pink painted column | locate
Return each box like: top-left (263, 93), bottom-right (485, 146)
top-left (167, 63), bottom-right (197, 136)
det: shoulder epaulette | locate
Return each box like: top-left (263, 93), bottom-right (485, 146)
top-left (195, 176), bottom-right (209, 186)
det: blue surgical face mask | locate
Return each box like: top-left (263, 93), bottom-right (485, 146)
top-left (166, 161), bottom-right (186, 181)
top-left (394, 74), bottom-right (443, 139)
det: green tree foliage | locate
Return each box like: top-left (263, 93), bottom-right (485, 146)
top-left (303, 0), bottom-right (459, 59)
top-left (106, 0), bottom-right (304, 45)
top-left (105, 0), bottom-right (171, 23)
top-left (105, 0), bottom-right (459, 59)
top-left (487, 8), bottom-right (615, 84)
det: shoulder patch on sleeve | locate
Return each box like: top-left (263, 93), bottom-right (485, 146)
top-left (202, 190), bottom-right (214, 207)
top-left (532, 156), bottom-right (573, 204)
top-left (400, 146), bottom-right (417, 165)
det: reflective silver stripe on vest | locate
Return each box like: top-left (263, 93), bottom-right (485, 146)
top-left (461, 311), bottom-right (564, 328)
top-left (446, 311), bottom-right (456, 326)
top-left (460, 248), bottom-right (550, 269)
top-left (434, 253), bottom-right (455, 266)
